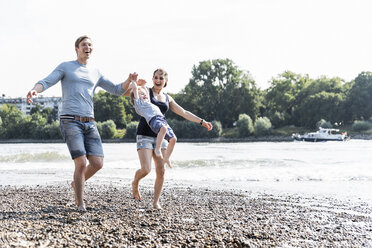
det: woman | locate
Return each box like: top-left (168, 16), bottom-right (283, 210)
top-left (125, 68), bottom-right (213, 209)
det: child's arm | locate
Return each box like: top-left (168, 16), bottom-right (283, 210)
top-left (129, 81), bottom-right (140, 100)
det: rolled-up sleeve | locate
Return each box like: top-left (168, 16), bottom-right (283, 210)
top-left (97, 75), bottom-right (126, 96)
top-left (36, 63), bottom-right (64, 92)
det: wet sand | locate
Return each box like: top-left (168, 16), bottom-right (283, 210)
top-left (0, 183), bottom-right (371, 247)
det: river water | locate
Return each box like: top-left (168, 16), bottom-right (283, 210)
top-left (0, 140), bottom-right (371, 203)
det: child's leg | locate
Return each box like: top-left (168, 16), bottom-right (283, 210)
top-left (164, 136), bottom-right (177, 168)
top-left (154, 126), bottom-right (167, 158)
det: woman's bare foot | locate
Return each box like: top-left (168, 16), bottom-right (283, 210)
top-left (132, 181), bottom-right (141, 201)
top-left (153, 201), bottom-right (162, 210)
top-left (71, 181), bottom-right (78, 206)
top-left (154, 148), bottom-right (163, 158)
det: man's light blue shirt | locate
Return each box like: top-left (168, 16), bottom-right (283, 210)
top-left (36, 60), bottom-right (125, 118)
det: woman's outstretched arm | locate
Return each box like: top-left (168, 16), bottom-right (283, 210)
top-left (169, 95), bottom-right (213, 131)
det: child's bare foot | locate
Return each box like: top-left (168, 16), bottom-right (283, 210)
top-left (71, 181), bottom-right (78, 206)
top-left (132, 181), bottom-right (141, 201)
top-left (153, 201), bottom-right (162, 210)
top-left (164, 157), bottom-right (172, 168)
top-left (154, 148), bottom-right (163, 158)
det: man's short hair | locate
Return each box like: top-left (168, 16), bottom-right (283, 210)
top-left (75, 35), bottom-right (91, 48)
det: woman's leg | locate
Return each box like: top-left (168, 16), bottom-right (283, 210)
top-left (132, 149), bottom-right (153, 200)
top-left (152, 150), bottom-right (166, 209)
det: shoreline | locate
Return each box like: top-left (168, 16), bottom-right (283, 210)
top-left (1, 183), bottom-right (371, 247)
top-left (1, 133), bottom-right (372, 143)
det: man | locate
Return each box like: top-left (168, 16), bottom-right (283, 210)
top-left (26, 35), bottom-right (133, 211)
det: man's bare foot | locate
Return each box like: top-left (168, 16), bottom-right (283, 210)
top-left (164, 157), bottom-right (172, 168)
top-left (153, 202), bottom-right (162, 210)
top-left (154, 148), bottom-right (163, 158)
top-left (71, 181), bottom-right (78, 206)
top-left (77, 204), bottom-right (86, 212)
top-left (132, 181), bottom-right (141, 201)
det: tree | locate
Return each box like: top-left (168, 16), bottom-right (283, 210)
top-left (264, 71), bottom-right (310, 126)
top-left (0, 104), bottom-right (25, 138)
top-left (293, 77), bottom-right (347, 127)
top-left (344, 72), bottom-right (372, 122)
top-left (175, 59), bottom-right (261, 127)
top-left (30, 104), bottom-right (58, 123)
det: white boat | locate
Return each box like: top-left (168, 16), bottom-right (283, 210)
top-left (292, 127), bottom-right (349, 142)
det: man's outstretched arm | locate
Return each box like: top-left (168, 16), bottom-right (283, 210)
top-left (26, 84), bottom-right (44, 104)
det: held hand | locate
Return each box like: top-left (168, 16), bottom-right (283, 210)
top-left (202, 121), bottom-right (213, 131)
top-left (26, 90), bottom-right (37, 103)
top-left (137, 79), bottom-right (147, 86)
top-left (128, 72), bottom-right (138, 82)
top-left (131, 72), bottom-right (138, 82)
top-left (129, 80), bottom-right (137, 89)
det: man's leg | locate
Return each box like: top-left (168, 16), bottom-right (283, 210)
top-left (73, 155), bottom-right (87, 211)
top-left (70, 121), bottom-right (104, 209)
top-left (85, 156), bottom-right (104, 181)
top-left (71, 156), bottom-right (103, 207)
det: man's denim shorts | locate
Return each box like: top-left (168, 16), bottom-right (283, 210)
top-left (136, 135), bottom-right (168, 150)
top-left (60, 119), bottom-right (104, 159)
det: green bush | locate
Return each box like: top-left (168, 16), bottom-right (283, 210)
top-left (124, 121), bottom-right (138, 140)
top-left (100, 120), bottom-right (117, 139)
top-left (167, 119), bottom-right (222, 139)
top-left (43, 121), bottom-right (63, 139)
top-left (352, 120), bottom-right (372, 132)
top-left (236, 114), bottom-right (254, 137)
top-left (96, 122), bottom-right (103, 134)
top-left (270, 111), bottom-right (290, 128)
top-left (254, 117), bottom-right (272, 136)
top-left (114, 129), bottom-right (126, 139)
top-left (208, 121), bottom-right (223, 138)
top-left (35, 121), bottom-right (62, 139)
top-left (0, 117), bottom-right (3, 138)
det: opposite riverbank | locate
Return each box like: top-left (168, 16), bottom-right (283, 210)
top-left (1, 133), bottom-right (372, 143)
top-left (0, 183), bottom-right (371, 247)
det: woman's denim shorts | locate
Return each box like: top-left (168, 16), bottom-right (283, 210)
top-left (136, 135), bottom-right (168, 150)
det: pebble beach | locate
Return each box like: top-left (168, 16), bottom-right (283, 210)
top-left (0, 183), bottom-right (371, 247)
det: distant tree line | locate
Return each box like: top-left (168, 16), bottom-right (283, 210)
top-left (1, 58), bottom-right (372, 140)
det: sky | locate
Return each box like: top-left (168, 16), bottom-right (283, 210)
top-left (1, 0), bottom-right (372, 98)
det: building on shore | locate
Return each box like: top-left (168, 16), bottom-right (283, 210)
top-left (0, 95), bottom-right (62, 116)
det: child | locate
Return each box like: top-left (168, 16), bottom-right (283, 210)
top-left (129, 80), bottom-right (177, 168)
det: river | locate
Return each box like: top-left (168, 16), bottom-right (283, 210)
top-left (1, 140), bottom-right (371, 204)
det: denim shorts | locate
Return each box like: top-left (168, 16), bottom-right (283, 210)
top-left (149, 116), bottom-right (176, 141)
top-left (59, 119), bottom-right (104, 159)
top-left (136, 135), bottom-right (168, 150)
